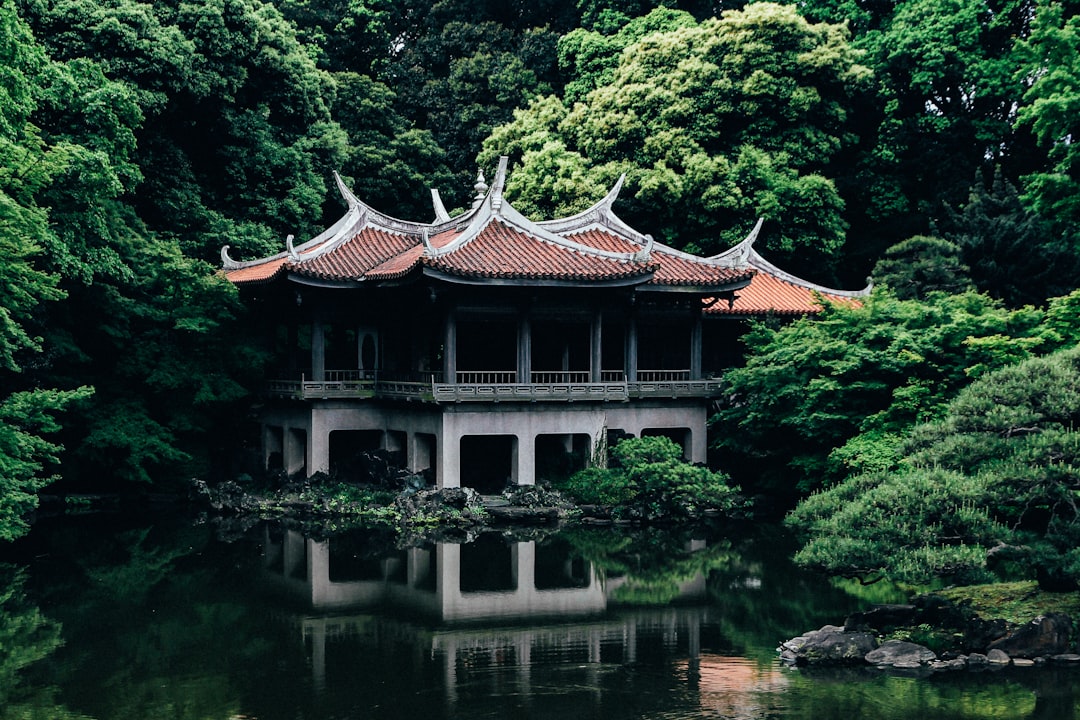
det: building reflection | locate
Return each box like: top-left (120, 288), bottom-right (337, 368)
top-left (257, 527), bottom-right (788, 712)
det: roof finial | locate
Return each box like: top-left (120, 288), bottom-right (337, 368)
top-left (286, 234), bottom-right (298, 261)
top-left (472, 170), bottom-right (488, 209)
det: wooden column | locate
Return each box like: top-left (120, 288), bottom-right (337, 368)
top-left (443, 310), bottom-right (457, 383)
top-left (690, 314), bottom-right (703, 380)
top-left (311, 317), bottom-right (326, 381)
top-left (590, 310), bottom-right (602, 382)
top-left (517, 312), bottom-right (531, 383)
top-left (625, 309), bottom-right (638, 382)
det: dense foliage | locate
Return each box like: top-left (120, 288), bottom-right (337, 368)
top-left (1, 0), bottom-right (1080, 542)
top-left (787, 345), bottom-right (1080, 588)
top-left (556, 436), bottom-right (743, 519)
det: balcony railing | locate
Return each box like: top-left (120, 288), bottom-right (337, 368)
top-left (265, 369), bottom-right (721, 403)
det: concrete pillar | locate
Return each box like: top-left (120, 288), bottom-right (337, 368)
top-left (284, 427), bottom-right (306, 476)
top-left (311, 320), bottom-right (326, 381)
top-left (511, 541), bottom-right (535, 591)
top-left (690, 315), bottom-right (703, 380)
top-left (438, 423), bottom-right (460, 489)
top-left (513, 433), bottom-right (535, 486)
top-left (308, 410), bottom-right (330, 475)
top-left (263, 425), bottom-right (282, 470)
top-left (443, 310), bottom-right (457, 382)
top-left (590, 310), bottom-right (602, 382)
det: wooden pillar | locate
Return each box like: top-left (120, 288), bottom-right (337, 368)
top-left (443, 310), bottom-right (457, 383)
top-left (625, 310), bottom-right (638, 382)
top-left (311, 318), bottom-right (326, 381)
top-left (590, 310), bottom-right (602, 382)
top-left (518, 312), bottom-right (531, 383)
top-left (690, 315), bottom-right (703, 380)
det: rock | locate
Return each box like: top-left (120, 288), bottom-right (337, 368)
top-left (965, 616), bottom-right (1009, 650)
top-left (1013, 658), bottom-right (1036, 667)
top-left (1051, 653), bottom-right (1080, 664)
top-left (967, 653), bottom-right (989, 668)
top-left (781, 626), bottom-right (879, 665)
top-left (987, 649), bottom-right (1012, 666)
top-left (987, 614), bottom-right (1072, 659)
top-left (865, 640), bottom-right (937, 667)
top-left (930, 658), bottom-right (967, 671)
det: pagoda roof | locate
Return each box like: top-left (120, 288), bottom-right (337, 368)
top-left (704, 243), bottom-right (871, 317)
top-left (222, 157), bottom-right (753, 293)
top-left (221, 156), bottom-right (869, 311)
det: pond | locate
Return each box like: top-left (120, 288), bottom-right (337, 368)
top-left (1, 512), bottom-right (1077, 719)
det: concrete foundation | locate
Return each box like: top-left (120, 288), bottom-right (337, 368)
top-left (260, 399), bottom-right (708, 491)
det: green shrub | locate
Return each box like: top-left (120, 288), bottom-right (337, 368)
top-left (556, 436), bottom-right (743, 519)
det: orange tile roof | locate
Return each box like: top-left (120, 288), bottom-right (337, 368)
top-left (424, 219), bottom-right (653, 282)
top-left (225, 256), bottom-right (287, 285)
top-left (292, 227), bottom-right (416, 282)
top-left (706, 263), bottom-right (864, 316)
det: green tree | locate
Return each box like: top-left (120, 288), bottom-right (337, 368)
top-left (1015, 3), bottom-right (1080, 228)
top-left (802, 0), bottom-right (1049, 270)
top-left (21, 0), bottom-right (347, 261)
top-left (713, 289), bottom-right (1044, 495)
top-left (481, 3), bottom-right (870, 268)
top-left (870, 235), bottom-right (973, 300)
top-left (940, 168), bottom-right (1078, 307)
top-left (789, 343), bottom-right (1080, 588)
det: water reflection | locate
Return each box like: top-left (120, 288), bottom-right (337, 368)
top-left (1, 516), bottom-right (1079, 719)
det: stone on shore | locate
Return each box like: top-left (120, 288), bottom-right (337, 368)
top-left (986, 614), bottom-right (1072, 659)
top-left (780, 626), bottom-right (879, 665)
top-left (986, 649), bottom-right (1011, 666)
top-left (865, 640), bottom-right (937, 668)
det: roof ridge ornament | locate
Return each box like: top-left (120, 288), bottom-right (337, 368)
top-left (472, 170), bottom-right (488, 209)
top-left (490, 156), bottom-right (509, 211)
top-left (431, 189), bottom-right (451, 222)
top-left (707, 217), bottom-right (764, 267)
top-left (333, 171), bottom-right (360, 209)
top-left (221, 245), bottom-right (239, 269)
top-left (632, 234), bottom-right (654, 263)
top-left (421, 228), bottom-right (434, 254)
top-left (286, 234), bottom-right (299, 261)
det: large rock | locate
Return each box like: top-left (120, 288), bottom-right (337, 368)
top-left (987, 614), bottom-right (1072, 659)
top-left (781, 626), bottom-right (879, 665)
top-left (865, 640), bottom-right (937, 668)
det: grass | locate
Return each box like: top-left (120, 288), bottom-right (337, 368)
top-left (935, 581), bottom-right (1080, 625)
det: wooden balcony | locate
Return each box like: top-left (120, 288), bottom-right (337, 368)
top-left (266, 369), bottom-right (722, 403)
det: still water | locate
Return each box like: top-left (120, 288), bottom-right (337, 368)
top-left (1, 512), bottom-right (1077, 719)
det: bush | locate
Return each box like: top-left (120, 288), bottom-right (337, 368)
top-left (556, 436), bottom-right (744, 519)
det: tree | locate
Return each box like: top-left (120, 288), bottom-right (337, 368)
top-left (1015, 3), bottom-right (1080, 229)
top-left (939, 168), bottom-right (1078, 307)
top-left (21, 0), bottom-right (348, 261)
top-left (801, 0), bottom-right (1049, 273)
top-left (0, 0), bottom-right (94, 538)
top-left (870, 235), bottom-right (972, 300)
top-left (480, 3), bottom-right (870, 270)
top-left (788, 343), bottom-right (1080, 588)
top-left (713, 289), bottom-right (1044, 495)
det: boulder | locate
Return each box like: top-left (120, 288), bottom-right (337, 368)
top-left (781, 626), bottom-right (879, 665)
top-left (865, 640), bottom-right (937, 668)
top-left (966, 652), bottom-right (989, 668)
top-left (987, 614), bottom-right (1072, 659)
top-left (987, 649), bottom-right (1011, 666)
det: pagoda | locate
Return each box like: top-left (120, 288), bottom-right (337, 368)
top-left (223, 157), bottom-right (868, 492)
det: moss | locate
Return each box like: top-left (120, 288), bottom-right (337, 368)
top-left (935, 581), bottom-right (1080, 625)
